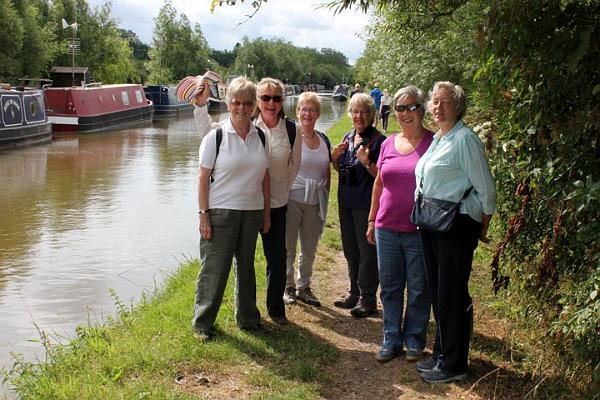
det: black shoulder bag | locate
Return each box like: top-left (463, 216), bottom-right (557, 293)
top-left (410, 138), bottom-right (472, 233)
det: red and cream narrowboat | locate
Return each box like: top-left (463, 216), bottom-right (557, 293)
top-left (44, 67), bottom-right (154, 133)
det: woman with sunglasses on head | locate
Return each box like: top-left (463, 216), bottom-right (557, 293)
top-left (414, 81), bottom-right (496, 383)
top-left (331, 93), bottom-right (386, 318)
top-left (192, 76), bottom-right (270, 340)
top-left (366, 85), bottom-right (433, 363)
top-left (283, 92), bottom-right (331, 308)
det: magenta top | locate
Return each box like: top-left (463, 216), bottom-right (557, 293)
top-left (375, 131), bottom-right (434, 232)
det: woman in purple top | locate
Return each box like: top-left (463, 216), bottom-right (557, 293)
top-left (366, 85), bottom-right (433, 363)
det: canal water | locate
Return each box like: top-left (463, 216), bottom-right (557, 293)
top-left (0, 97), bottom-right (345, 397)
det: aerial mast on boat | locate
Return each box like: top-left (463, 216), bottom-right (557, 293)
top-left (61, 18), bottom-right (79, 87)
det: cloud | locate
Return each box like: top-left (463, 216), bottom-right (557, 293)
top-left (90, 0), bottom-right (369, 63)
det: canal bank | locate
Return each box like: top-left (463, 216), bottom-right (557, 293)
top-left (0, 98), bottom-right (346, 399)
top-left (1, 112), bottom-right (353, 399)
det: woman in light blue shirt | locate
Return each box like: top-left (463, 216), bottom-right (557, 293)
top-left (414, 81), bottom-right (496, 383)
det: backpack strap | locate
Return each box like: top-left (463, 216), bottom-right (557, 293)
top-left (256, 126), bottom-right (266, 148)
top-left (315, 129), bottom-right (332, 161)
top-left (210, 128), bottom-right (223, 183)
top-left (285, 117), bottom-right (296, 148)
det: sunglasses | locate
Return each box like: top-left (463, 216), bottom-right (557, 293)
top-left (394, 103), bottom-right (421, 112)
top-left (259, 95), bottom-right (283, 103)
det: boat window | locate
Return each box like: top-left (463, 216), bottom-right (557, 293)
top-left (112, 94), bottom-right (116, 102)
top-left (135, 90), bottom-right (143, 104)
top-left (121, 91), bottom-right (130, 105)
top-left (99, 95), bottom-right (104, 103)
top-left (30, 101), bottom-right (36, 117)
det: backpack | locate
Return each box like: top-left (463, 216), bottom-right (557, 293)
top-left (210, 127), bottom-right (266, 182)
top-left (314, 129), bottom-right (332, 161)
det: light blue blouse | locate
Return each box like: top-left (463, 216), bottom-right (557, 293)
top-left (414, 120), bottom-right (497, 223)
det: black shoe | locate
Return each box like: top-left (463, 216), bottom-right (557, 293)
top-left (296, 287), bottom-right (321, 307)
top-left (283, 286), bottom-right (297, 304)
top-left (415, 356), bottom-right (437, 373)
top-left (270, 314), bottom-right (289, 326)
top-left (420, 367), bottom-right (467, 383)
top-left (350, 296), bottom-right (377, 318)
top-left (333, 293), bottom-right (358, 309)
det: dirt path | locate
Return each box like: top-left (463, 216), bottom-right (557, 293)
top-left (289, 250), bottom-right (527, 400)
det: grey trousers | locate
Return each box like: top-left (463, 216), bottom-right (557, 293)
top-left (339, 205), bottom-right (379, 299)
top-left (192, 209), bottom-right (263, 332)
top-left (285, 199), bottom-right (322, 289)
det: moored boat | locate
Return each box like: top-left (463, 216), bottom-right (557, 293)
top-left (0, 85), bottom-right (52, 151)
top-left (144, 85), bottom-right (193, 117)
top-left (44, 67), bottom-right (154, 133)
top-left (332, 84), bottom-right (349, 102)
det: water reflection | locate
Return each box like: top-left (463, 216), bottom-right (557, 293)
top-left (0, 97), bottom-right (342, 398)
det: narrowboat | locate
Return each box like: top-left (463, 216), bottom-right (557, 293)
top-left (44, 67), bottom-right (154, 132)
top-left (0, 85), bottom-right (52, 151)
top-left (332, 84), bottom-right (349, 102)
top-left (144, 85), bottom-right (193, 117)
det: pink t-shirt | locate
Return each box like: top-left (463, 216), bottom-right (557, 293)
top-left (375, 131), bottom-right (433, 232)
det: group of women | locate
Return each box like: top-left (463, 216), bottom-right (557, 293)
top-left (191, 74), bottom-right (496, 384)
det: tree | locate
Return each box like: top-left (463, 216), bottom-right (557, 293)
top-left (147, 0), bottom-right (210, 84)
top-left (0, 0), bottom-right (25, 81)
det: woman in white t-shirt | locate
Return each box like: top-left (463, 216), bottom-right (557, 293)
top-left (283, 92), bottom-right (331, 307)
top-left (192, 76), bottom-right (271, 340)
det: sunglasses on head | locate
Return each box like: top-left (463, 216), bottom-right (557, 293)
top-left (394, 103), bottom-right (421, 112)
top-left (259, 95), bottom-right (283, 103)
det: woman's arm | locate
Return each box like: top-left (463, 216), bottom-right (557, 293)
top-left (261, 169), bottom-right (271, 234)
top-left (480, 213), bottom-right (492, 243)
top-left (366, 172), bottom-right (383, 245)
top-left (198, 167), bottom-right (212, 240)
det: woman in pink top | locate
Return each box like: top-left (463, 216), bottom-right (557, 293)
top-left (366, 85), bottom-right (433, 363)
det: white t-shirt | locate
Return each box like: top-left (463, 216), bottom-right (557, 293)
top-left (289, 138), bottom-right (330, 205)
top-left (199, 118), bottom-right (270, 210)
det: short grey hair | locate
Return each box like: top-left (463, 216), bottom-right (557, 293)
top-left (428, 81), bottom-right (467, 120)
top-left (225, 76), bottom-right (256, 106)
top-left (347, 93), bottom-right (376, 125)
top-left (393, 85), bottom-right (427, 117)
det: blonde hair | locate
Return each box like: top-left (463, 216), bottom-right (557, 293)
top-left (255, 77), bottom-right (286, 119)
top-left (225, 76), bottom-right (256, 106)
top-left (347, 93), bottom-right (376, 125)
top-left (296, 92), bottom-right (321, 113)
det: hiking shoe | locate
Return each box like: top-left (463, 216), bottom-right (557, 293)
top-left (420, 367), bottom-right (467, 383)
top-left (192, 327), bottom-right (212, 342)
top-left (350, 296), bottom-right (377, 318)
top-left (283, 286), bottom-right (297, 304)
top-left (415, 356), bottom-right (437, 373)
top-left (270, 314), bottom-right (289, 326)
top-left (333, 293), bottom-right (358, 309)
top-left (375, 347), bottom-right (402, 363)
top-left (296, 287), bottom-right (321, 307)
top-left (405, 348), bottom-right (424, 361)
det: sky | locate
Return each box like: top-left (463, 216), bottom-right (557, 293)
top-left (87, 0), bottom-right (371, 64)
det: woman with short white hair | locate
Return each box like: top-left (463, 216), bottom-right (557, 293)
top-left (192, 76), bottom-right (270, 340)
top-left (414, 81), bottom-right (496, 383)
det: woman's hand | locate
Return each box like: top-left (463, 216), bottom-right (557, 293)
top-left (480, 214), bottom-right (492, 243)
top-left (331, 141), bottom-right (348, 163)
top-left (199, 213), bottom-right (212, 240)
top-left (261, 212), bottom-right (271, 234)
top-left (356, 145), bottom-right (370, 167)
top-left (193, 80), bottom-right (211, 107)
top-left (366, 222), bottom-right (376, 245)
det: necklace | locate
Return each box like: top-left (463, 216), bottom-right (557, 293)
top-left (302, 132), bottom-right (316, 138)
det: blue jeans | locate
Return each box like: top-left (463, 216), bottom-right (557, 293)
top-left (375, 228), bottom-right (430, 351)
